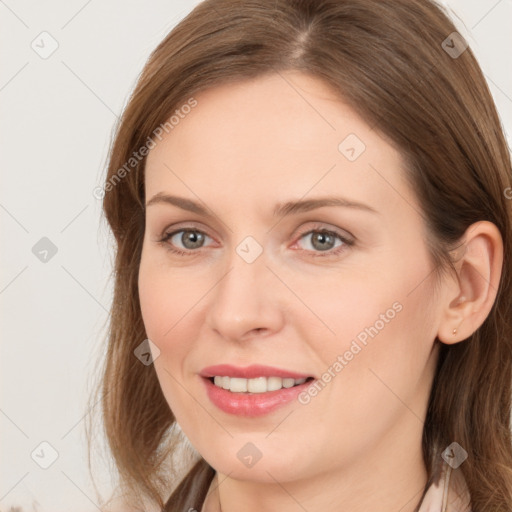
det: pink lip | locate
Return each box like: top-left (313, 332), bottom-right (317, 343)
top-left (201, 376), bottom-right (314, 417)
top-left (199, 364), bottom-right (313, 380)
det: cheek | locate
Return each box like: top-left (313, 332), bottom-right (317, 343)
top-left (138, 258), bottom-right (193, 387)
top-left (308, 243), bottom-right (437, 356)
top-left (345, 275), bottom-right (437, 414)
top-left (291, 259), bottom-right (438, 469)
top-left (138, 253), bottom-right (217, 408)
top-left (300, 248), bottom-right (438, 405)
top-left (138, 259), bottom-right (203, 421)
top-left (138, 254), bottom-right (204, 342)
top-left (285, 269), bottom-right (404, 362)
top-left (138, 263), bottom-right (168, 341)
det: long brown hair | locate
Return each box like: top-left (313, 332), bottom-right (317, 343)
top-left (87, 0), bottom-right (512, 510)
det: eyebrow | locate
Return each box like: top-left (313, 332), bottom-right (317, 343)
top-left (145, 192), bottom-right (379, 218)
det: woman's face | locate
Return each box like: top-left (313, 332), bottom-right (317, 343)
top-left (139, 71), bottom-right (443, 487)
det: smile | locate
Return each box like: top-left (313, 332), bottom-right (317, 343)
top-left (202, 376), bottom-right (315, 417)
top-left (211, 375), bottom-right (311, 393)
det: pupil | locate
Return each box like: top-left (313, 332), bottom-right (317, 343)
top-left (313, 232), bottom-right (333, 251)
top-left (183, 231), bottom-right (204, 249)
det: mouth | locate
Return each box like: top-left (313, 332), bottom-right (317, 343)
top-left (201, 375), bottom-right (316, 418)
top-left (199, 364), bottom-right (317, 416)
top-left (206, 375), bottom-right (315, 394)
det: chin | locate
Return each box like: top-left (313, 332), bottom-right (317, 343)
top-left (203, 444), bottom-right (312, 483)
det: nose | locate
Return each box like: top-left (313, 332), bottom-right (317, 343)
top-left (204, 246), bottom-right (285, 343)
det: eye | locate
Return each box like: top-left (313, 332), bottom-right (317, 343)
top-left (157, 224), bottom-right (354, 258)
top-left (293, 226), bottom-right (354, 258)
top-left (158, 228), bottom-right (214, 255)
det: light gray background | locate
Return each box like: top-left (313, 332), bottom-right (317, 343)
top-left (1, 1), bottom-right (511, 510)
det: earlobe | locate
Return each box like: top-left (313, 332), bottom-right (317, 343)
top-left (437, 221), bottom-right (503, 345)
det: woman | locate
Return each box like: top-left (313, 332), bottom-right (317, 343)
top-left (89, 0), bottom-right (512, 510)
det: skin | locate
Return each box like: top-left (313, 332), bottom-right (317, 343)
top-left (138, 71), bottom-right (503, 512)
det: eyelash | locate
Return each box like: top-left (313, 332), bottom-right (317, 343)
top-left (157, 224), bottom-right (354, 259)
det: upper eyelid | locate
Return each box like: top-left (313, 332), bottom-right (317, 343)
top-left (159, 221), bottom-right (351, 237)
top-left (160, 224), bottom-right (216, 242)
top-left (154, 208), bottom-right (358, 236)
top-left (160, 224), bottom-right (353, 248)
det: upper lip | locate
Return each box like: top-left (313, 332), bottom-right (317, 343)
top-left (200, 364), bottom-right (313, 380)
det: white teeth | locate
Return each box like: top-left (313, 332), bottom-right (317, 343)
top-left (267, 376), bottom-right (283, 391)
top-left (247, 376), bottom-right (267, 393)
top-left (211, 376), bottom-right (309, 393)
top-left (282, 378), bottom-right (295, 388)
top-left (229, 378), bottom-right (248, 392)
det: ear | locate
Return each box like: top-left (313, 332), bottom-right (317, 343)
top-left (437, 221), bottom-right (503, 344)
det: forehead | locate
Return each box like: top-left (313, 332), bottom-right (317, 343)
top-left (144, 71), bottom-right (412, 218)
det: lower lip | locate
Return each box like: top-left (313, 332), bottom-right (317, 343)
top-left (201, 377), bottom-right (314, 417)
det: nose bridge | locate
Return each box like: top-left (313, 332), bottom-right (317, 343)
top-left (205, 238), bottom-right (283, 341)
